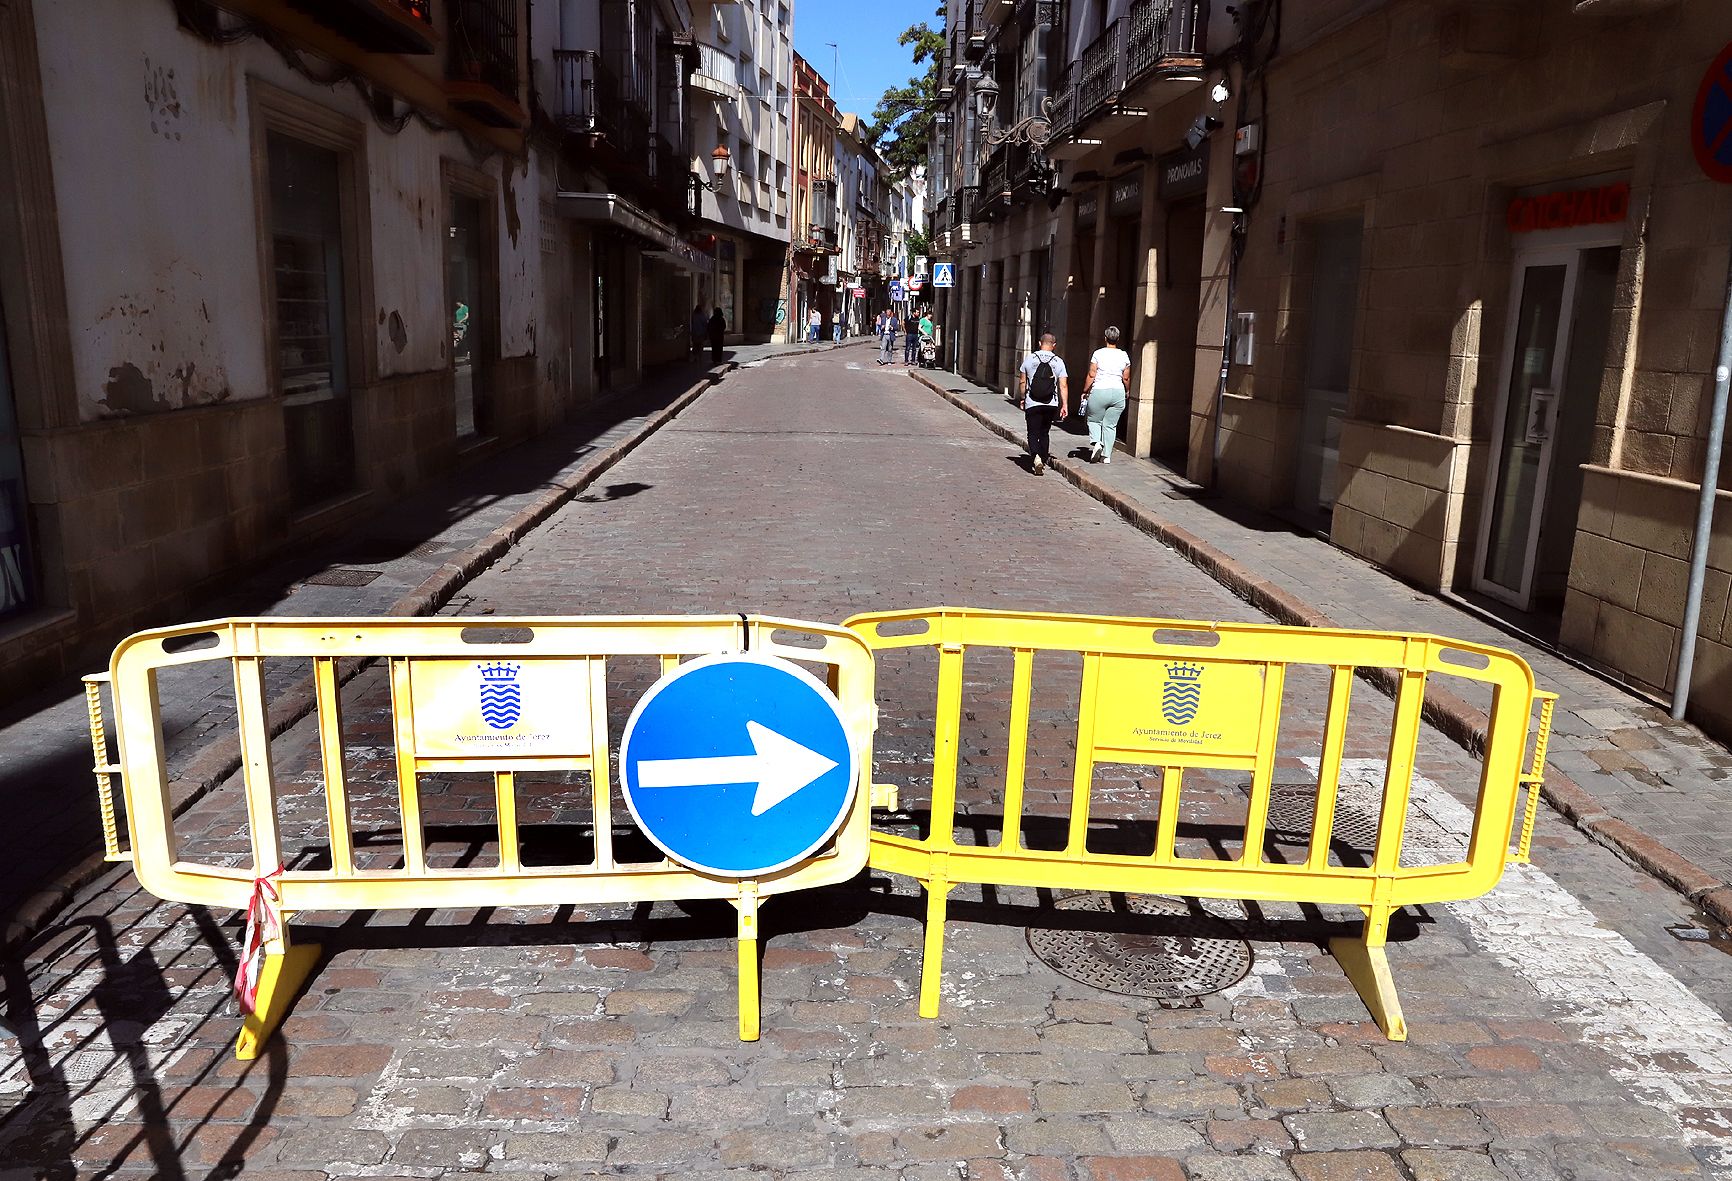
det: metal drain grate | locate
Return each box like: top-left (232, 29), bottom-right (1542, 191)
top-left (303, 567), bottom-right (383, 588)
top-left (1027, 894), bottom-right (1253, 999)
top-left (1666, 833), bottom-right (1732, 874)
top-left (1264, 786), bottom-right (1380, 853)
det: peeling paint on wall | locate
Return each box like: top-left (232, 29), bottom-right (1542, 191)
top-left (101, 362), bottom-right (168, 415)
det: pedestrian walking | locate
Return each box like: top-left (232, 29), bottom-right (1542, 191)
top-left (690, 304), bottom-right (707, 359)
top-left (833, 316), bottom-right (843, 344)
top-left (1082, 325), bottom-right (1131, 463)
top-left (808, 307), bottom-right (822, 343)
top-left (708, 306), bottom-right (726, 366)
top-left (903, 312), bottom-right (920, 365)
top-left (877, 307), bottom-right (900, 365)
top-left (1017, 332), bottom-right (1069, 475)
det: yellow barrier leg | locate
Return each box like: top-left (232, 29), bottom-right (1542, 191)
top-left (235, 932), bottom-right (322, 1060)
top-left (735, 883), bottom-right (761, 1043)
top-left (1328, 907), bottom-right (1406, 1042)
top-left (918, 879), bottom-right (954, 1019)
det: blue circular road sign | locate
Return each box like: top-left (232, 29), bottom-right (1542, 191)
top-left (620, 654), bottom-right (858, 878)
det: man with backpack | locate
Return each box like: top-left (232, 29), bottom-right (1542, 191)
top-left (1017, 332), bottom-right (1069, 474)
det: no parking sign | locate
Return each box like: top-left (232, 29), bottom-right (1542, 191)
top-left (1693, 43), bottom-right (1732, 182)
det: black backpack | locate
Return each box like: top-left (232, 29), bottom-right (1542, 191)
top-left (1028, 352), bottom-right (1059, 406)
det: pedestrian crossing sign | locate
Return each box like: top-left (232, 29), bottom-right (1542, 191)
top-left (933, 263), bottom-right (956, 288)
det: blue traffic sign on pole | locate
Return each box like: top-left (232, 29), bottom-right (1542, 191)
top-left (932, 263), bottom-right (955, 288)
top-left (620, 654), bottom-right (858, 877)
top-left (889, 281), bottom-right (905, 302)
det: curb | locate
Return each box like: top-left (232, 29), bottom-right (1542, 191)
top-left (2, 364), bottom-right (741, 959)
top-left (913, 371), bottom-right (1732, 929)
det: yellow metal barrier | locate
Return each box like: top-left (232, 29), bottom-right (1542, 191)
top-left (89, 616), bottom-right (875, 1056)
top-left (845, 607), bottom-right (1556, 1041)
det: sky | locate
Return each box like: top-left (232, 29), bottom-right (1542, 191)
top-left (792, 0), bottom-right (938, 123)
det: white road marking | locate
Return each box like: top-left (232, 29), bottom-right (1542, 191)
top-left (1273, 759), bottom-right (1732, 1155)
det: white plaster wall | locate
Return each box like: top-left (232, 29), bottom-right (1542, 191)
top-left (497, 153), bottom-right (541, 358)
top-left (367, 122), bottom-right (447, 377)
top-left (40, 1), bottom-right (541, 418)
top-left (37, 1), bottom-right (266, 420)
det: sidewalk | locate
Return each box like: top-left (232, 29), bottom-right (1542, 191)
top-left (0, 340), bottom-right (848, 952)
top-left (913, 366), bottom-right (1732, 928)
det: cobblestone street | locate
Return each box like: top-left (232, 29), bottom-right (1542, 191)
top-left (5, 349), bottom-right (1732, 1180)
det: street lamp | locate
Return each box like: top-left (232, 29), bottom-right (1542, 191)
top-left (693, 144), bottom-right (731, 193)
top-left (973, 62), bottom-right (1054, 169)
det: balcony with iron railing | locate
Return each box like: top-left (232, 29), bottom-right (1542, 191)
top-left (553, 49), bottom-right (693, 223)
top-left (284, 0), bottom-right (437, 53)
top-left (446, 0), bottom-right (525, 127)
top-left (1126, 0), bottom-right (1207, 85)
top-left (1049, 1), bottom-right (1207, 153)
top-left (1077, 18), bottom-right (1126, 120)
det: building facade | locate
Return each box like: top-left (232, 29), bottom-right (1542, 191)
top-left (0, 0), bottom-right (710, 697)
top-left (689, 0), bottom-right (793, 342)
top-left (936, 0), bottom-right (1732, 741)
top-left (785, 50), bottom-right (840, 341)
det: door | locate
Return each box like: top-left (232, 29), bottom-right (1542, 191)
top-left (1477, 245), bottom-right (1618, 610)
top-left (448, 192), bottom-right (487, 439)
top-left (267, 133), bottom-right (354, 509)
top-left (1294, 217), bottom-right (1364, 523)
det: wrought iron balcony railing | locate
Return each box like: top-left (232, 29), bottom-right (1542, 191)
top-left (1047, 63), bottom-right (1077, 142)
top-left (1126, 0), bottom-right (1207, 84)
top-left (447, 0), bottom-right (519, 96)
top-left (1077, 18), bottom-right (1126, 120)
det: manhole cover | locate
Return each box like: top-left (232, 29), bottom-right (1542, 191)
top-left (1027, 894), bottom-right (1252, 999)
top-left (303, 567), bottom-right (383, 588)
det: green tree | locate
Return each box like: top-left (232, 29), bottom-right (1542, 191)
top-left (870, 9), bottom-right (945, 180)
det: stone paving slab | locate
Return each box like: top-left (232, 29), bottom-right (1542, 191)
top-left (911, 368), bottom-right (1732, 927)
top-left (0, 342), bottom-right (847, 953)
top-left (2, 349), bottom-right (1730, 1178)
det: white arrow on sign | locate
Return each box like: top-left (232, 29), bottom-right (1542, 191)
top-left (636, 720), bottom-right (838, 816)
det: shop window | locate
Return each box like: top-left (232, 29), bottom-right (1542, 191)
top-left (0, 302), bottom-right (34, 622)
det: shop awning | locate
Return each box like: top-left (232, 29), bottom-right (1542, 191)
top-left (554, 191), bottom-right (709, 272)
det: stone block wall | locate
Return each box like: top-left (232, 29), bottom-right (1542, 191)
top-left (1561, 466), bottom-right (1732, 732)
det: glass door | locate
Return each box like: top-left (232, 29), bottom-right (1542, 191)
top-left (1477, 250), bottom-right (1579, 606)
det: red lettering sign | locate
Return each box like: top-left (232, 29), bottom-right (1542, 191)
top-left (1506, 182), bottom-right (1630, 233)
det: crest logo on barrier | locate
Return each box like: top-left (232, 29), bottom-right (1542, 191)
top-left (1161, 662), bottom-right (1204, 725)
top-left (478, 662), bottom-right (523, 730)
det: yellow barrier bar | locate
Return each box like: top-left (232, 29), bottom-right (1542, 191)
top-left (929, 646), bottom-right (965, 848)
top-left (232, 656), bottom-right (283, 875)
top-left (1066, 654), bottom-right (1103, 857)
top-left (735, 881), bottom-right (760, 1041)
top-left (1516, 692), bottom-right (1558, 863)
top-left (999, 649), bottom-right (1034, 851)
top-left (918, 877), bottom-right (954, 1018)
top-left (314, 658), bottom-right (354, 877)
top-left (83, 675), bottom-right (126, 863)
top-left (588, 657), bottom-right (614, 869)
top-left (1374, 666), bottom-right (1427, 876)
top-left (1240, 664), bottom-right (1286, 867)
top-left (1153, 767), bottom-right (1182, 863)
top-left (496, 770), bottom-right (520, 872)
top-left (388, 658), bottom-right (427, 876)
top-left (1308, 666), bottom-right (1354, 872)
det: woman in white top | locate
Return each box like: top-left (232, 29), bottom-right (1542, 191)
top-left (1082, 326), bottom-right (1132, 463)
